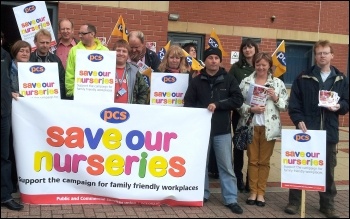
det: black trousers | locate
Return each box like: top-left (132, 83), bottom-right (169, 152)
top-left (9, 128), bottom-right (17, 188)
top-left (1, 115), bottom-right (13, 202)
top-left (288, 143), bottom-right (337, 210)
top-left (208, 145), bottom-right (218, 174)
top-left (232, 110), bottom-right (246, 180)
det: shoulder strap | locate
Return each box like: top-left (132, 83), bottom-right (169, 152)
top-left (246, 113), bottom-right (254, 126)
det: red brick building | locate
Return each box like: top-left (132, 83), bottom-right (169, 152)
top-left (2, 1), bottom-right (348, 126)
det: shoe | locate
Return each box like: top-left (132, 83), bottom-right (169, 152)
top-left (284, 203), bottom-right (299, 215)
top-left (226, 203), bottom-right (243, 214)
top-left (256, 200), bottom-right (265, 207)
top-left (1, 199), bottom-right (24, 211)
top-left (246, 198), bottom-right (256, 205)
top-left (237, 178), bottom-right (245, 191)
top-left (203, 198), bottom-right (208, 203)
top-left (319, 208), bottom-right (339, 218)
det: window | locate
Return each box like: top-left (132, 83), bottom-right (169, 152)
top-left (242, 37), bottom-right (261, 44)
top-left (278, 41), bottom-right (313, 87)
top-left (167, 32), bottom-right (205, 61)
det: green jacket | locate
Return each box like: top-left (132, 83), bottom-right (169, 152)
top-left (228, 60), bottom-right (255, 84)
top-left (65, 39), bottom-right (109, 97)
top-left (125, 62), bottom-right (149, 104)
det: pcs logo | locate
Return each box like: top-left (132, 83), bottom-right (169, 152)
top-left (208, 37), bottom-right (219, 48)
top-left (88, 53), bottom-right (104, 62)
top-left (186, 56), bottom-right (193, 66)
top-left (162, 75), bottom-right (176, 84)
top-left (293, 133), bottom-right (311, 142)
top-left (24, 5), bottom-right (36, 13)
top-left (29, 65), bottom-right (45, 74)
top-left (158, 48), bottom-right (166, 61)
top-left (276, 52), bottom-right (286, 66)
top-left (117, 24), bottom-right (128, 35)
top-left (101, 107), bottom-right (130, 123)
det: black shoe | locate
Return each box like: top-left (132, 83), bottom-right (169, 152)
top-left (256, 200), bottom-right (266, 207)
top-left (246, 198), bottom-right (256, 205)
top-left (237, 178), bottom-right (245, 191)
top-left (1, 199), bottom-right (24, 211)
top-left (203, 198), bottom-right (208, 203)
top-left (226, 203), bottom-right (243, 214)
top-left (284, 203), bottom-right (299, 215)
top-left (319, 208), bottom-right (339, 218)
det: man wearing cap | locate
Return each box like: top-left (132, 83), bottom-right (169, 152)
top-left (184, 47), bottom-right (244, 214)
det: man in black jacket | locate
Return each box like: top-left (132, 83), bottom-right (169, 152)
top-left (1, 32), bottom-right (24, 211)
top-left (128, 31), bottom-right (160, 88)
top-left (285, 40), bottom-right (349, 218)
top-left (29, 29), bottom-right (66, 99)
top-left (184, 47), bottom-right (244, 214)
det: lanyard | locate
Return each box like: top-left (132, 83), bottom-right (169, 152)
top-left (116, 67), bottom-right (127, 87)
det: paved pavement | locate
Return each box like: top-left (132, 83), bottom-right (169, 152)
top-left (2, 126), bottom-right (349, 218)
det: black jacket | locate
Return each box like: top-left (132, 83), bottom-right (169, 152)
top-left (144, 48), bottom-right (160, 71)
top-left (288, 65), bottom-right (349, 144)
top-left (184, 67), bottom-right (244, 135)
top-left (1, 48), bottom-right (12, 117)
top-left (29, 51), bottom-right (66, 99)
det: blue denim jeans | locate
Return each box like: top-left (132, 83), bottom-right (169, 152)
top-left (204, 133), bottom-right (238, 205)
top-left (1, 115), bottom-right (13, 202)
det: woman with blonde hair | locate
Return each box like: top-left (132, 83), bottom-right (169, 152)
top-left (157, 45), bottom-right (189, 73)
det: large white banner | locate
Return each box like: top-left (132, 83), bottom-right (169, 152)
top-left (150, 73), bottom-right (189, 107)
top-left (18, 62), bottom-right (61, 99)
top-left (13, 1), bottom-right (56, 51)
top-left (281, 129), bottom-right (326, 192)
top-left (12, 99), bottom-right (212, 206)
top-left (74, 50), bottom-right (116, 103)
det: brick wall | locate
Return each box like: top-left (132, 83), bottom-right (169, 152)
top-left (170, 1), bottom-right (349, 127)
top-left (169, 1), bottom-right (348, 35)
top-left (57, 2), bottom-right (168, 50)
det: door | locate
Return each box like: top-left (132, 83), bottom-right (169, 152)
top-left (279, 41), bottom-right (313, 87)
top-left (167, 32), bottom-right (205, 61)
top-left (1, 1), bottom-right (58, 56)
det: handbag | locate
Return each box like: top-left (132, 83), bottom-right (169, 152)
top-left (233, 113), bottom-right (254, 150)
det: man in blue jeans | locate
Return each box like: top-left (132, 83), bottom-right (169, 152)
top-left (184, 47), bottom-right (244, 214)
